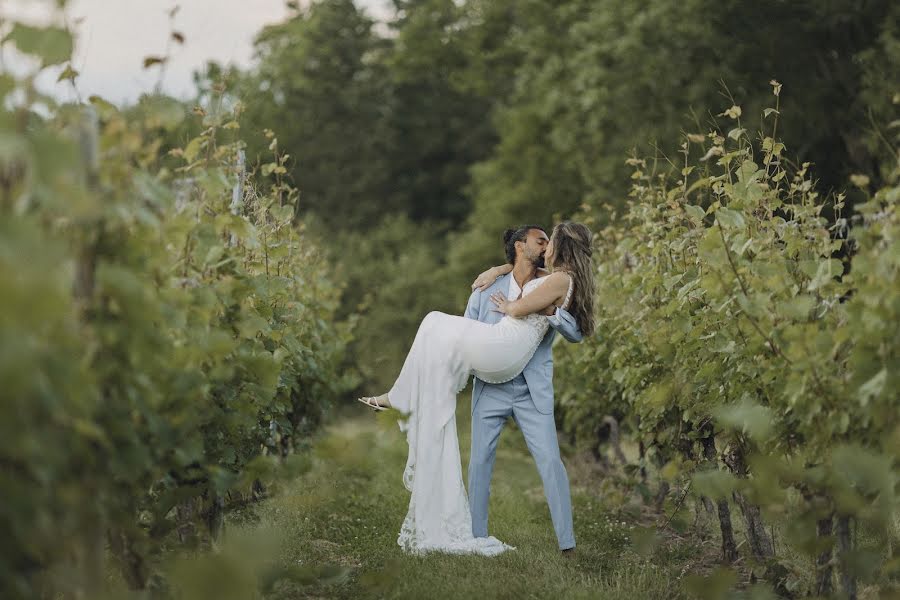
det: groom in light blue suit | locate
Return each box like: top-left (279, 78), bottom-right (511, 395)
top-left (464, 225), bottom-right (582, 554)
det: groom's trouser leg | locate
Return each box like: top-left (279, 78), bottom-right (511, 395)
top-left (512, 393), bottom-right (576, 550)
top-left (468, 382), bottom-right (513, 538)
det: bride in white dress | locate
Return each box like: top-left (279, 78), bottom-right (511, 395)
top-left (358, 222), bottom-right (595, 556)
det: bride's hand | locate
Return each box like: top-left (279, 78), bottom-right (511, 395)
top-left (489, 291), bottom-right (511, 313)
top-left (472, 267), bottom-right (499, 291)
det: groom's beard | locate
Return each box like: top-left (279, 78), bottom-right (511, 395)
top-left (532, 254), bottom-right (546, 269)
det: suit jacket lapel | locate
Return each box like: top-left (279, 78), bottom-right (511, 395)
top-left (480, 273), bottom-right (510, 325)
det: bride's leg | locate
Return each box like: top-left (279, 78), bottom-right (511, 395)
top-left (386, 311), bottom-right (468, 414)
top-left (359, 312), bottom-right (451, 413)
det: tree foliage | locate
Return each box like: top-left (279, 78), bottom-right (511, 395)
top-left (217, 0), bottom-right (899, 378)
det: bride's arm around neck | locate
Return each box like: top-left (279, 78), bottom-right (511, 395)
top-left (492, 271), bottom-right (571, 318)
top-left (471, 263), bottom-right (513, 291)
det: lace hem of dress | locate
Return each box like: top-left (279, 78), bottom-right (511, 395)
top-left (397, 501), bottom-right (516, 557)
top-left (397, 531), bottom-right (516, 557)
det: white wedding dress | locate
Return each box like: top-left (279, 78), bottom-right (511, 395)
top-left (387, 275), bottom-right (572, 556)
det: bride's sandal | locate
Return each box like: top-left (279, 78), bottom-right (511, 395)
top-left (357, 395), bottom-right (390, 412)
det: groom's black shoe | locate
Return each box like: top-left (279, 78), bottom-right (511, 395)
top-left (561, 547), bottom-right (576, 559)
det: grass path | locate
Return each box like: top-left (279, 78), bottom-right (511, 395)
top-left (245, 402), bottom-right (707, 599)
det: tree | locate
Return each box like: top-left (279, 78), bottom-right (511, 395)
top-left (447, 0), bottom-right (899, 287)
top-left (239, 0), bottom-right (395, 228)
top-left (382, 0), bottom-right (502, 225)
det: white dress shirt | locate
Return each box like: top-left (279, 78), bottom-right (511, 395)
top-left (508, 274), bottom-right (524, 300)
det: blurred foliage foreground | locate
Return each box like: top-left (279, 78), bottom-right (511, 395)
top-left (0, 17), bottom-right (353, 599)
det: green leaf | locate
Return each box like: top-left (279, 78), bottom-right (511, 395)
top-left (663, 273), bottom-right (684, 290)
top-left (698, 228), bottom-right (728, 267)
top-left (737, 160), bottom-right (761, 183)
top-left (134, 172), bottom-right (174, 210)
top-left (270, 204), bottom-right (294, 223)
top-left (88, 95), bottom-right (119, 119)
top-left (5, 23), bottom-right (73, 66)
top-left (261, 162), bottom-right (284, 176)
top-left (237, 314), bottom-right (270, 339)
top-left (778, 296), bottom-right (815, 320)
top-left (139, 95), bottom-right (185, 130)
top-left (183, 137), bottom-right (204, 162)
top-left (713, 398), bottom-right (774, 441)
top-left (831, 444), bottom-right (895, 509)
top-left (692, 469), bottom-right (737, 501)
top-left (857, 369), bottom-right (886, 407)
top-left (56, 64), bottom-right (79, 83)
top-left (806, 259), bottom-right (843, 291)
top-left (685, 204), bottom-right (706, 221)
top-left (716, 207), bottom-right (745, 229)
top-left (204, 245), bottom-right (225, 267)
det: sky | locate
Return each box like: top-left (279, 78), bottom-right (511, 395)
top-left (1, 0), bottom-right (392, 105)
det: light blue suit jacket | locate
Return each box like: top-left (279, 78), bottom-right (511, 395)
top-left (464, 273), bottom-right (583, 415)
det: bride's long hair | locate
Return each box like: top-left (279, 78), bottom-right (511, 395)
top-left (548, 222), bottom-right (595, 337)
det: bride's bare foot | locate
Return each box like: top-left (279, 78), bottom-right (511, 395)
top-left (357, 394), bottom-right (391, 412)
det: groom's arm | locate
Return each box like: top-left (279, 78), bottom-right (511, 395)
top-left (548, 307), bottom-right (584, 343)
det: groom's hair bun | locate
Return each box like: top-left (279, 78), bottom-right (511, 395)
top-left (504, 224), bottom-right (546, 264)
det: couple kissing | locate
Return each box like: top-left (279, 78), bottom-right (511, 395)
top-left (359, 222), bottom-right (595, 557)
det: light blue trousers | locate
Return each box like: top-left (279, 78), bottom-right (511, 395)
top-left (468, 374), bottom-right (576, 550)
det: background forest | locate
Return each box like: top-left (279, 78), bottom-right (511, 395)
top-left (185, 0), bottom-right (898, 390)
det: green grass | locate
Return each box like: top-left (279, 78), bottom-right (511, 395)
top-left (236, 401), bottom-right (702, 600)
top-left (144, 399), bottom-right (900, 600)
